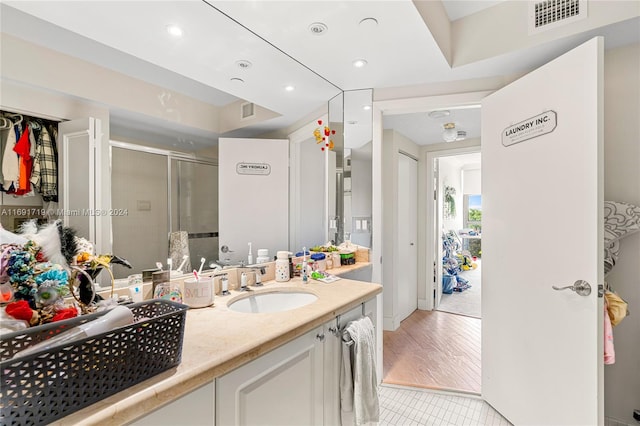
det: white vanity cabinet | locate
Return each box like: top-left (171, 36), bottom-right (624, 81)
top-left (217, 297), bottom-right (377, 426)
top-left (216, 325), bottom-right (325, 426)
top-left (133, 295), bottom-right (378, 426)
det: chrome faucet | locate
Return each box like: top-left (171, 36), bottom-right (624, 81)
top-left (248, 266), bottom-right (266, 287)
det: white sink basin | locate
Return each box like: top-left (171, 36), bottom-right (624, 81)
top-left (228, 291), bottom-right (318, 314)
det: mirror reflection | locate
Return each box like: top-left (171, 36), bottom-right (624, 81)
top-left (337, 89), bottom-right (373, 247)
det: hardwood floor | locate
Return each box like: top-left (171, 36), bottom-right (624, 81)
top-left (382, 310), bottom-right (481, 394)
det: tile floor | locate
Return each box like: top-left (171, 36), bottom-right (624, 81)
top-left (379, 384), bottom-right (512, 426)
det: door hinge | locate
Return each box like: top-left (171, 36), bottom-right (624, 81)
top-left (598, 284), bottom-right (604, 298)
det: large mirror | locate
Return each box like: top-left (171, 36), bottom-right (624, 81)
top-left (328, 89), bottom-right (373, 247)
top-left (327, 93), bottom-right (344, 245)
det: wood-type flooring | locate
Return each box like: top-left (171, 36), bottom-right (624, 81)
top-left (382, 310), bottom-right (481, 394)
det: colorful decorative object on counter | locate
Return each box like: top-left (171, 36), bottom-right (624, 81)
top-left (0, 219), bottom-right (132, 328)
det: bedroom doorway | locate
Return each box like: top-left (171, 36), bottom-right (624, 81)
top-left (383, 147), bottom-right (482, 394)
top-left (435, 152), bottom-right (482, 319)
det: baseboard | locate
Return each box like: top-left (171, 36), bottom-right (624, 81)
top-left (418, 298), bottom-right (430, 310)
top-left (383, 316), bottom-right (399, 331)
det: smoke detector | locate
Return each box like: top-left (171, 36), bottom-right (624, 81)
top-left (309, 22), bottom-right (328, 35)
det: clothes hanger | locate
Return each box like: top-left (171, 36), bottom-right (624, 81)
top-left (3, 113), bottom-right (23, 126)
top-left (0, 117), bottom-right (12, 129)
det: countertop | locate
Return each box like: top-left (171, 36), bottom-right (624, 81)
top-left (52, 263), bottom-right (380, 425)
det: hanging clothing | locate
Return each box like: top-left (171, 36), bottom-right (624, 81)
top-left (1, 125), bottom-right (19, 192)
top-left (30, 124), bottom-right (58, 202)
top-left (13, 124), bottom-right (32, 195)
top-left (604, 300), bottom-right (615, 365)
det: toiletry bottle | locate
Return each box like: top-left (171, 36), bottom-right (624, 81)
top-left (288, 254), bottom-right (295, 279)
top-left (247, 242), bottom-right (253, 265)
top-left (275, 251), bottom-right (290, 282)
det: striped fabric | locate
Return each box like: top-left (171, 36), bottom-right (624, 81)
top-left (30, 123), bottom-right (58, 202)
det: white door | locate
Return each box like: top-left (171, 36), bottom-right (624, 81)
top-left (397, 152), bottom-right (418, 322)
top-left (218, 138), bottom-right (289, 264)
top-left (58, 118), bottom-right (101, 244)
top-left (482, 37), bottom-right (603, 425)
top-left (434, 158), bottom-right (443, 308)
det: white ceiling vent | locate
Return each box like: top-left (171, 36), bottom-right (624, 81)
top-left (241, 102), bottom-right (255, 120)
top-left (529, 0), bottom-right (587, 34)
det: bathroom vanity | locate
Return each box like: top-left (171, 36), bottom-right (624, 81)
top-left (51, 265), bottom-right (381, 425)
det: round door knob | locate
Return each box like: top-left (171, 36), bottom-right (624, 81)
top-left (316, 333), bottom-right (325, 342)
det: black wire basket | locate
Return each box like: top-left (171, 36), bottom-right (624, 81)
top-left (0, 299), bottom-right (188, 426)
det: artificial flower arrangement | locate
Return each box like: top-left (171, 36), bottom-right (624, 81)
top-left (313, 119), bottom-right (336, 151)
top-left (0, 220), bottom-right (131, 332)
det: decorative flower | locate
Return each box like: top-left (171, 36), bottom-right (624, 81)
top-left (35, 267), bottom-right (69, 287)
top-left (5, 300), bottom-right (39, 325)
top-left (36, 282), bottom-right (60, 305)
top-left (51, 307), bottom-right (78, 322)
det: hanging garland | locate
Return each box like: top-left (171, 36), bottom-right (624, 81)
top-left (444, 185), bottom-right (456, 219)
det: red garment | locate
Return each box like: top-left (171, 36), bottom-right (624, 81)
top-left (12, 126), bottom-right (31, 195)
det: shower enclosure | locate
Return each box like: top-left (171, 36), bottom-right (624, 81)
top-left (110, 141), bottom-right (218, 278)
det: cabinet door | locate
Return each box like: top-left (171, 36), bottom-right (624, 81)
top-left (216, 326), bottom-right (324, 426)
top-left (323, 298), bottom-right (378, 426)
top-left (58, 117), bottom-right (101, 244)
top-left (131, 381), bottom-right (215, 425)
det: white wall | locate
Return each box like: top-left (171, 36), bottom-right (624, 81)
top-left (218, 138), bottom-right (289, 265)
top-left (381, 129), bottom-right (420, 330)
top-left (349, 142), bottom-right (373, 247)
top-left (602, 43), bottom-right (640, 425)
top-left (438, 157), bottom-right (464, 233)
top-left (449, 0), bottom-right (638, 67)
top-left (294, 136), bottom-right (326, 250)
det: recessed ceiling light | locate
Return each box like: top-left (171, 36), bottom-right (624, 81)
top-left (308, 22), bottom-right (328, 35)
top-left (363, 105), bottom-right (371, 111)
top-left (166, 25), bottom-right (183, 37)
top-left (236, 60), bottom-right (252, 69)
top-left (230, 77), bottom-right (244, 83)
top-left (353, 59), bottom-right (368, 68)
top-left (285, 85), bottom-right (295, 92)
top-left (359, 18), bottom-right (378, 28)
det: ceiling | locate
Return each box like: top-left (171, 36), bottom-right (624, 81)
top-left (1, 1), bottom-right (638, 148)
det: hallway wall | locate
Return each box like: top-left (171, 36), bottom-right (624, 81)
top-left (602, 43), bottom-right (640, 425)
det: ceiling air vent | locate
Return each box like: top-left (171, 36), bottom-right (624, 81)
top-left (241, 102), bottom-right (255, 120)
top-left (529, 0), bottom-right (587, 34)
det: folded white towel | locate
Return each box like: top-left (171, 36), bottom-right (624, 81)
top-left (340, 316), bottom-right (379, 425)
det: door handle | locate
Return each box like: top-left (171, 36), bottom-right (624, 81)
top-left (552, 280), bottom-right (591, 296)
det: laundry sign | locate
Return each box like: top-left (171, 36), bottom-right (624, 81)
top-left (236, 162), bottom-right (271, 175)
top-left (502, 110), bottom-right (557, 147)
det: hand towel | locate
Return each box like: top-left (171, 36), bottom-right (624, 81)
top-left (340, 316), bottom-right (379, 425)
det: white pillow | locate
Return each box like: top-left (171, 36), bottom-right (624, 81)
top-left (604, 201), bottom-right (640, 245)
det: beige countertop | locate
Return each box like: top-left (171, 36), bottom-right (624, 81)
top-left (52, 263), bottom-right (380, 425)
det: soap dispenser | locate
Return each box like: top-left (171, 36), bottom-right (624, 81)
top-left (275, 251), bottom-right (291, 282)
